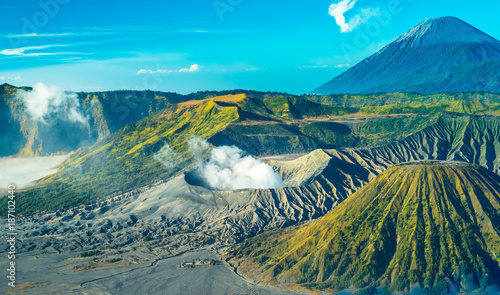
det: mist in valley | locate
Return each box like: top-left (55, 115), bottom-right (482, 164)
top-left (0, 155), bottom-right (68, 192)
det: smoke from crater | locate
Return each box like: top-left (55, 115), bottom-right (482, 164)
top-left (190, 144), bottom-right (284, 190)
top-left (153, 143), bottom-right (179, 169)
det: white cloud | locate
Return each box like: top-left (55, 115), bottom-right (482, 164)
top-left (16, 82), bottom-right (87, 124)
top-left (245, 67), bottom-right (265, 72)
top-left (137, 64), bottom-right (200, 74)
top-left (298, 65), bottom-right (329, 69)
top-left (9, 33), bottom-right (73, 38)
top-left (335, 63), bottom-right (352, 68)
top-left (328, 0), bottom-right (380, 33)
top-left (298, 63), bottom-right (351, 69)
top-left (154, 143), bottom-right (179, 169)
top-left (137, 69), bottom-right (153, 74)
top-left (0, 156), bottom-right (68, 190)
top-left (0, 76), bottom-right (21, 80)
top-left (190, 144), bottom-right (284, 190)
top-left (178, 64), bottom-right (200, 72)
top-left (188, 136), bottom-right (210, 155)
top-left (0, 44), bottom-right (81, 57)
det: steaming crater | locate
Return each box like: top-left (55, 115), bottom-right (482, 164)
top-left (184, 145), bottom-right (284, 190)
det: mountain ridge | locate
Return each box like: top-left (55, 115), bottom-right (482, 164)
top-left (10, 100), bottom-right (500, 216)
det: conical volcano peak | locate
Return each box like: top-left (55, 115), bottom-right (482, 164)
top-left (395, 16), bottom-right (499, 47)
top-left (312, 16), bottom-right (500, 94)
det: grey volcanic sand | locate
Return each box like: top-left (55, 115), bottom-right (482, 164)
top-left (0, 149), bottom-right (381, 295)
top-left (0, 250), bottom-right (300, 295)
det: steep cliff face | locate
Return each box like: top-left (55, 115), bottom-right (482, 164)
top-left (0, 84), bottom-right (25, 156)
top-left (228, 162), bottom-right (500, 293)
top-left (77, 90), bottom-right (186, 138)
top-left (0, 84), bottom-right (187, 156)
top-left (346, 114), bottom-right (500, 174)
top-left (0, 83), bottom-right (97, 156)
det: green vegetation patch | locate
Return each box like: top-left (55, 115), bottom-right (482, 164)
top-left (300, 122), bottom-right (359, 147)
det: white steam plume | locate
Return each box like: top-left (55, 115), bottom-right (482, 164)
top-left (16, 82), bottom-right (87, 124)
top-left (154, 143), bottom-right (178, 169)
top-left (188, 135), bottom-right (210, 155)
top-left (328, 0), bottom-right (379, 33)
top-left (193, 144), bottom-right (284, 190)
top-left (154, 137), bottom-right (207, 170)
top-left (154, 136), bottom-right (284, 190)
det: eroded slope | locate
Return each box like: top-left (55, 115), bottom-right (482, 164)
top-left (227, 162), bottom-right (500, 293)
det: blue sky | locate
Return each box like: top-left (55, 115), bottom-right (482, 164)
top-left (0, 0), bottom-right (499, 94)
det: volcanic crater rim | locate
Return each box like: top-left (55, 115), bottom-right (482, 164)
top-left (396, 160), bottom-right (475, 167)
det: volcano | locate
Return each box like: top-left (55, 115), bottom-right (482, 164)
top-left (312, 16), bottom-right (500, 94)
top-left (228, 161), bottom-right (500, 293)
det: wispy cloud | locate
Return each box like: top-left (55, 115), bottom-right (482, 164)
top-left (298, 63), bottom-right (351, 69)
top-left (8, 33), bottom-right (73, 38)
top-left (137, 64), bottom-right (200, 74)
top-left (59, 57), bottom-right (84, 62)
top-left (172, 28), bottom-right (248, 34)
top-left (62, 25), bottom-right (153, 33)
top-left (335, 63), bottom-right (352, 68)
top-left (3, 27), bottom-right (246, 43)
top-left (245, 67), bottom-right (265, 72)
top-left (0, 44), bottom-right (83, 57)
top-left (328, 0), bottom-right (379, 33)
top-left (5, 26), bottom-right (151, 40)
top-left (56, 26), bottom-right (247, 36)
top-left (0, 76), bottom-right (22, 80)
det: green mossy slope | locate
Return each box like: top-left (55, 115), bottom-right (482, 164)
top-left (227, 162), bottom-right (500, 293)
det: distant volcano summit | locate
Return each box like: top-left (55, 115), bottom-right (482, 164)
top-left (313, 16), bottom-right (500, 94)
